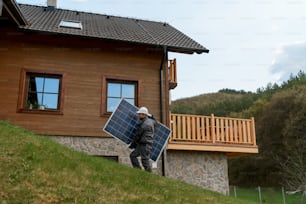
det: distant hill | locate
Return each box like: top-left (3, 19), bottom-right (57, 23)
top-left (171, 71), bottom-right (306, 189)
top-left (171, 90), bottom-right (256, 117)
top-left (0, 121), bottom-right (253, 204)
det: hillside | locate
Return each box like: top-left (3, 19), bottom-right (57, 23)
top-left (171, 90), bottom-right (256, 116)
top-left (171, 71), bottom-right (306, 189)
top-left (0, 121), bottom-right (254, 204)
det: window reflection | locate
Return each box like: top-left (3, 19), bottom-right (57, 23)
top-left (122, 84), bottom-right (135, 98)
top-left (26, 75), bottom-right (61, 110)
top-left (106, 81), bottom-right (136, 112)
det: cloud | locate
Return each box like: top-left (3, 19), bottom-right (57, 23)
top-left (271, 41), bottom-right (306, 82)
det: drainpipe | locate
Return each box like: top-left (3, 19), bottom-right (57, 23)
top-left (0, 0), bottom-right (2, 16)
top-left (159, 46), bottom-right (167, 176)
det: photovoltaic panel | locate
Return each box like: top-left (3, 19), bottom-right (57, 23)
top-left (103, 99), bottom-right (171, 162)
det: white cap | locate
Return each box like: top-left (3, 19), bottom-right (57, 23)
top-left (137, 107), bottom-right (149, 115)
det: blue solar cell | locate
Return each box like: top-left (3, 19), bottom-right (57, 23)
top-left (103, 99), bottom-right (171, 161)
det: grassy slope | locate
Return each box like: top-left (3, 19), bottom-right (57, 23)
top-left (0, 121), bottom-right (255, 204)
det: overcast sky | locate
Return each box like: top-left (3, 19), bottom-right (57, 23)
top-left (16, 0), bottom-right (306, 100)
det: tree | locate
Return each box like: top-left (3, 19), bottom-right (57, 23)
top-left (275, 87), bottom-right (306, 190)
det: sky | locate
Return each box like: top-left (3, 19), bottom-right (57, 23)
top-left (16, 0), bottom-right (306, 100)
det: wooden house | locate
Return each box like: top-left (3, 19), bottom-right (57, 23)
top-left (0, 0), bottom-right (258, 195)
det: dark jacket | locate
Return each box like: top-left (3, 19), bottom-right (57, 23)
top-left (133, 116), bottom-right (157, 145)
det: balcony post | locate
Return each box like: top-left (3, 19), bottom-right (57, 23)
top-left (211, 114), bottom-right (215, 143)
top-left (251, 117), bottom-right (257, 146)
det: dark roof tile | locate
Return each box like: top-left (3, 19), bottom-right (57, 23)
top-left (18, 4), bottom-right (209, 54)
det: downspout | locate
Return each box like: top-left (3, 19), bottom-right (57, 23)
top-left (159, 46), bottom-right (167, 176)
top-left (0, 0), bottom-right (3, 16)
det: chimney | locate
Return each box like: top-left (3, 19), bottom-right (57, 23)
top-left (47, 0), bottom-right (57, 9)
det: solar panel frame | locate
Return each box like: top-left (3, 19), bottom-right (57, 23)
top-left (103, 99), bottom-right (171, 162)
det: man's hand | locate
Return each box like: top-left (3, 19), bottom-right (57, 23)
top-left (129, 142), bottom-right (137, 149)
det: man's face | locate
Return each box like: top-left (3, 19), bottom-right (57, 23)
top-left (138, 113), bottom-right (146, 119)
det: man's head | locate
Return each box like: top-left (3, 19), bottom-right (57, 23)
top-left (137, 107), bottom-right (149, 119)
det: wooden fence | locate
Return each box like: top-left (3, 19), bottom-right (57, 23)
top-left (170, 113), bottom-right (257, 146)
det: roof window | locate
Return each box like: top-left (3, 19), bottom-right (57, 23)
top-left (59, 20), bottom-right (82, 29)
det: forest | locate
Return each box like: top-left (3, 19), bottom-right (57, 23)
top-left (171, 71), bottom-right (306, 191)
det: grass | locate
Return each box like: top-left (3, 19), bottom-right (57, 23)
top-left (229, 186), bottom-right (306, 204)
top-left (0, 121), bottom-right (256, 204)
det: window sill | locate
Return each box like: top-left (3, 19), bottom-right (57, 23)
top-left (18, 109), bottom-right (63, 115)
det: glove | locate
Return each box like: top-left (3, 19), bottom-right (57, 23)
top-left (129, 142), bottom-right (137, 149)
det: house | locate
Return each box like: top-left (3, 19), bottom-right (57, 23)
top-left (0, 0), bottom-right (258, 195)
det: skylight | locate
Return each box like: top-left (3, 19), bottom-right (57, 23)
top-left (59, 20), bottom-right (82, 29)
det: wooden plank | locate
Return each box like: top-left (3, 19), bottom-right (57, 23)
top-left (171, 115), bottom-right (176, 141)
top-left (243, 121), bottom-right (247, 143)
top-left (238, 120), bottom-right (242, 143)
top-left (247, 121), bottom-right (251, 143)
top-left (211, 114), bottom-right (215, 143)
top-left (233, 119), bottom-right (238, 142)
top-left (225, 119), bottom-right (229, 143)
top-left (192, 116), bottom-right (196, 141)
top-left (200, 117), bottom-right (204, 141)
top-left (177, 115), bottom-right (181, 140)
top-left (229, 119), bottom-right (234, 143)
top-left (196, 116), bottom-right (201, 141)
top-left (220, 118), bottom-right (224, 142)
top-left (187, 116), bottom-right (191, 141)
top-left (182, 115), bottom-right (186, 140)
top-left (167, 143), bottom-right (259, 154)
top-left (251, 117), bottom-right (257, 146)
top-left (215, 118), bottom-right (220, 142)
top-left (206, 117), bottom-right (210, 141)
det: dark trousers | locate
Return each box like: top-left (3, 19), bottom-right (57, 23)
top-left (130, 143), bottom-right (152, 172)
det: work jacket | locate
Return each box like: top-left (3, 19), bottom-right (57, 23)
top-left (134, 116), bottom-right (157, 145)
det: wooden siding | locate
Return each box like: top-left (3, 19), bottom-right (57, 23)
top-left (0, 27), bottom-right (166, 137)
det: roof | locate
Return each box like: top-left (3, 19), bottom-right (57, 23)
top-left (2, 0), bottom-right (27, 25)
top-left (18, 4), bottom-right (209, 54)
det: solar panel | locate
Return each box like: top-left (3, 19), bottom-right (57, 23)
top-left (103, 99), bottom-right (171, 162)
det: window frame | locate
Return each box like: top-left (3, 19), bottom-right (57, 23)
top-left (101, 75), bottom-right (142, 116)
top-left (18, 69), bottom-right (65, 114)
top-left (59, 20), bottom-right (83, 30)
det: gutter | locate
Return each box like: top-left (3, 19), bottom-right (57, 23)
top-left (159, 46), bottom-right (167, 176)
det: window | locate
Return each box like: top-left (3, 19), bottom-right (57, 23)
top-left (107, 81), bottom-right (136, 112)
top-left (18, 69), bottom-right (64, 114)
top-left (59, 20), bottom-right (82, 29)
top-left (102, 76), bottom-right (141, 115)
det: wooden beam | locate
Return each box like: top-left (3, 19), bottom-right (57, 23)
top-left (167, 142), bottom-right (259, 154)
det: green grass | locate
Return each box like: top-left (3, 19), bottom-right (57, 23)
top-left (0, 121), bottom-right (256, 204)
top-left (229, 186), bottom-right (306, 204)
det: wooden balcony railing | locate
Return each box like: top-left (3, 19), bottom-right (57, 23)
top-left (168, 113), bottom-right (258, 155)
top-left (168, 59), bottom-right (177, 89)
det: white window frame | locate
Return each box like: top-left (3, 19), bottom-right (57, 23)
top-left (59, 20), bottom-right (82, 30)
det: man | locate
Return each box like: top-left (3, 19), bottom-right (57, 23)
top-left (129, 107), bottom-right (156, 172)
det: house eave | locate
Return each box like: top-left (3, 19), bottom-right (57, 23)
top-left (3, 0), bottom-right (27, 25)
top-left (18, 27), bottom-right (209, 54)
top-left (167, 46), bottom-right (209, 54)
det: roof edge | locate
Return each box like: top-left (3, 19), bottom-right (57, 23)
top-left (3, 0), bottom-right (27, 25)
top-left (168, 46), bottom-right (209, 55)
top-left (18, 27), bottom-right (210, 54)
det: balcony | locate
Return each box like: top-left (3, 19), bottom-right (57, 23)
top-left (168, 113), bottom-right (258, 157)
top-left (168, 59), bottom-right (177, 89)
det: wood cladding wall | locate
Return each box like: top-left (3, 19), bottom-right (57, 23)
top-left (0, 28), bottom-right (165, 137)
